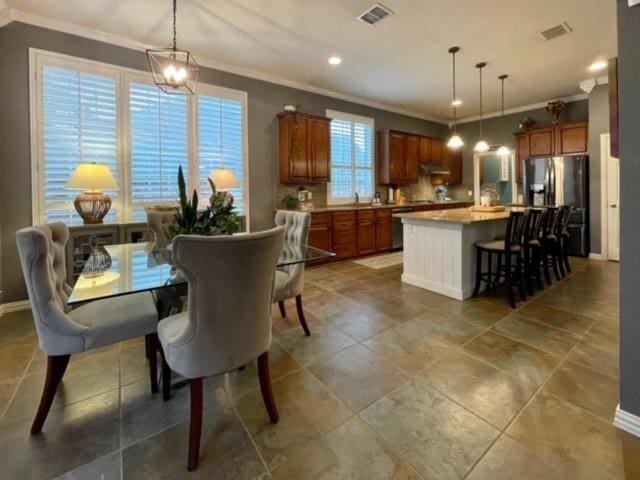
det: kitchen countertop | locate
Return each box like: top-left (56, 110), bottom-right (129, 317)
top-left (394, 207), bottom-right (513, 224)
top-left (291, 200), bottom-right (473, 213)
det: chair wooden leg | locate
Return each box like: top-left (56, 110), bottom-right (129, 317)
top-left (295, 295), bottom-right (311, 336)
top-left (517, 255), bottom-right (527, 301)
top-left (31, 354), bottom-right (70, 435)
top-left (146, 333), bottom-right (159, 394)
top-left (543, 252), bottom-right (553, 286)
top-left (257, 352), bottom-right (279, 424)
top-left (552, 250), bottom-right (562, 281)
top-left (160, 348), bottom-right (172, 402)
top-left (187, 378), bottom-right (203, 472)
top-left (278, 301), bottom-right (286, 318)
top-left (505, 252), bottom-right (516, 308)
top-left (472, 248), bottom-right (482, 297)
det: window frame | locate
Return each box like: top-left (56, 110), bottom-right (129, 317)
top-left (325, 109), bottom-right (375, 206)
top-left (29, 48), bottom-right (250, 227)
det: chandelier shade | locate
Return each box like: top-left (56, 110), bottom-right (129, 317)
top-left (447, 46), bottom-right (464, 150)
top-left (146, 0), bottom-right (199, 95)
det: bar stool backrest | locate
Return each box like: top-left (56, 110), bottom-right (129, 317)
top-left (505, 210), bottom-right (528, 250)
top-left (560, 205), bottom-right (573, 235)
top-left (554, 206), bottom-right (569, 237)
top-left (525, 208), bottom-right (545, 244)
top-left (542, 207), bottom-right (559, 239)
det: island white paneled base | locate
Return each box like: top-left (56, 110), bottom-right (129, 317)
top-left (401, 217), bottom-right (508, 300)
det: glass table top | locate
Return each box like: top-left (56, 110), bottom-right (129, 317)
top-left (68, 241), bottom-right (334, 305)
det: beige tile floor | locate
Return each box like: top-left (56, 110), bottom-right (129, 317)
top-left (0, 257), bottom-right (638, 479)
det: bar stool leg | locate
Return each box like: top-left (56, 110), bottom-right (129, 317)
top-left (472, 247), bottom-right (482, 297)
top-left (517, 253), bottom-right (527, 301)
top-left (505, 251), bottom-right (516, 308)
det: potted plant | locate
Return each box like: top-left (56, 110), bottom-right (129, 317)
top-left (166, 166), bottom-right (240, 240)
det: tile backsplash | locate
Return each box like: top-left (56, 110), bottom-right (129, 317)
top-left (275, 177), bottom-right (475, 208)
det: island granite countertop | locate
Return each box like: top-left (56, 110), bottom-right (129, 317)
top-left (289, 200), bottom-right (473, 213)
top-left (394, 207), bottom-right (516, 224)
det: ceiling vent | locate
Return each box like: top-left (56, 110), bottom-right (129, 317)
top-left (357, 3), bottom-right (394, 26)
top-left (538, 22), bottom-right (573, 41)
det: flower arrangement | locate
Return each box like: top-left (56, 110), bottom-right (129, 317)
top-left (166, 166), bottom-right (240, 239)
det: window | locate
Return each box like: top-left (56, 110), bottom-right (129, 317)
top-left (30, 50), bottom-right (249, 225)
top-left (326, 110), bottom-right (374, 205)
top-left (37, 64), bottom-right (119, 224)
top-left (197, 94), bottom-right (246, 214)
top-left (128, 79), bottom-right (189, 221)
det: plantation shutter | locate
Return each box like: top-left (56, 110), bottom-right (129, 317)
top-left (327, 111), bottom-right (374, 204)
top-left (129, 82), bottom-right (189, 221)
top-left (197, 95), bottom-right (245, 214)
top-left (40, 65), bottom-right (119, 224)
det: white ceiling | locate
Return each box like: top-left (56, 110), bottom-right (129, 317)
top-left (6, 0), bottom-right (617, 122)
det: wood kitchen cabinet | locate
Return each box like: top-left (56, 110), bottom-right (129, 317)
top-left (308, 212), bottom-right (332, 264)
top-left (514, 122), bottom-right (588, 183)
top-left (357, 210), bottom-right (376, 255)
top-left (375, 209), bottom-right (393, 252)
top-left (432, 147), bottom-right (463, 186)
top-left (418, 137), bottom-right (444, 165)
top-left (556, 122), bottom-right (588, 154)
top-left (378, 130), bottom-right (419, 185)
top-left (278, 111), bottom-right (331, 184)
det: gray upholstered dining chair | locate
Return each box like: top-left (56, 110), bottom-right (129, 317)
top-left (16, 223), bottom-right (159, 434)
top-left (146, 205), bottom-right (179, 249)
top-left (273, 210), bottom-right (311, 335)
top-left (157, 227), bottom-right (285, 471)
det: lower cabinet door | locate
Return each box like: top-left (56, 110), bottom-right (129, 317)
top-left (309, 225), bottom-right (331, 251)
top-left (357, 222), bottom-right (376, 255)
top-left (375, 220), bottom-right (393, 251)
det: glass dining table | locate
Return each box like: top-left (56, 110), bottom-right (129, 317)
top-left (67, 240), bottom-right (335, 306)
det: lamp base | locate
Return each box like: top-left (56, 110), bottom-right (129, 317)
top-left (74, 191), bottom-right (112, 224)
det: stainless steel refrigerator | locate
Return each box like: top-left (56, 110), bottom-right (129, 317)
top-left (523, 155), bottom-right (589, 257)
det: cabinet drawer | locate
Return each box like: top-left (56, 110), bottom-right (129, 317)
top-left (332, 211), bottom-right (356, 222)
top-left (333, 221), bottom-right (356, 233)
top-left (357, 210), bottom-right (376, 221)
top-left (332, 231), bottom-right (357, 246)
top-left (311, 212), bottom-right (332, 225)
top-left (375, 209), bottom-right (392, 219)
top-left (333, 243), bottom-right (357, 260)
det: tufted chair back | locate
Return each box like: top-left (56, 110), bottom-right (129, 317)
top-left (274, 210), bottom-right (310, 293)
top-left (16, 223), bottom-right (89, 355)
top-left (146, 206), bottom-right (179, 249)
top-left (161, 227), bottom-right (284, 378)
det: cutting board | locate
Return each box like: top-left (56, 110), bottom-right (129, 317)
top-left (469, 205), bottom-right (506, 212)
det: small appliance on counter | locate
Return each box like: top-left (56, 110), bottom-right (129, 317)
top-left (435, 185), bottom-right (448, 203)
top-left (387, 186), bottom-right (396, 204)
top-left (372, 192), bottom-right (382, 206)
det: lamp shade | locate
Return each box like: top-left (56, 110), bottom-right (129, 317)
top-left (447, 134), bottom-right (464, 149)
top-left (210, 169), bottom-right (239, 190)
top-left (65, 164), bottom-right (118, 191)
top-left (497, 145), bottom-right (511, 156)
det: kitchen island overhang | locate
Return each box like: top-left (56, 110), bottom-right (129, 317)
top-left (394, 208), bottom-right (511, 300)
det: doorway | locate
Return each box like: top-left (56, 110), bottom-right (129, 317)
top-left (601, 133), bottom-right (620, 261)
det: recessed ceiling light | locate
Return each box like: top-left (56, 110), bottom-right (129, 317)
top-left (452, 99), bottom-right (462, 106)
top-left (588, 60), bottom-right (607, 72)
top-left (328, 56), bottom-right (342, 66)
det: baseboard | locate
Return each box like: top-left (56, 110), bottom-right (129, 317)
top-left (589, 252), bottom-right (605, 261)
top-left (614, 404), bottom-right (640, 438)
top-left (0, 300), bottom-right (31, 318)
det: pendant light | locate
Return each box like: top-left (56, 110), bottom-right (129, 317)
top-left (446, 47), bottom-right (464, 149)
top-left (496, 74), bottom-right (511, 156)
top-left (474, 62), bottom-right (489, 153)
top-left (146, 0), bottom-right (199, 94)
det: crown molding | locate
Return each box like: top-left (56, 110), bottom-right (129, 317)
top-left (3, 9), bottom-right (448, 124)
top-left (453, 92), bottom-right (589, 126)
top-left (0, 1), bottom-right (11, 28)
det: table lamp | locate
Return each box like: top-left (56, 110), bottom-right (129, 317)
top-left (64, 163), bottom-right (118, 224)
top-left (210, 169), bottom-right (238, 204)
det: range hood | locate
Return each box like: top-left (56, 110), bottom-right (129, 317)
top-left (420, 163), bottom-right (451, 175)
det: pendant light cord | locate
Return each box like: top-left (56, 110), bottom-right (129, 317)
top-left (476, 62), bottom-right (487, 139)
top-left (452, 50), bottom-right (457, 133)
top-left (172, 0), bottom-right (177, 50)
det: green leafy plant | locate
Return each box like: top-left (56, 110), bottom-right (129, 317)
top-left (282, 193), bottom-right (299, 209)
top-left (166, 166), bottom-right (241, 239)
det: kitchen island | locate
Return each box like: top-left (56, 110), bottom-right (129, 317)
top-left (394, 208), bottom-right (511, 300)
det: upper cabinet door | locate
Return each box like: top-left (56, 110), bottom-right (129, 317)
top-left (430, 138), bottom-right (444, 164)
top-left (419, 137), bottom-right (432, 163)
top-left (529, 127), bottom-right (554, 157)
top-left (309, 118), bottom-right (330, 181)
top-left (556, 122), bottom-right (588, 154)
top-left (405, 135), bottom-right (420, 183)
top-left (389, 132), bottom-right (406, 184)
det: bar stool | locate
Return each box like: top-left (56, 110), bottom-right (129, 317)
top-left (558, 206), bottom-right (573, 275)
top-left (539, 207), bottom-right (562, 284)
top-left (522, 208), bottom-right (546, 295)
top-left (473, 210), bottom-right (528, 308)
